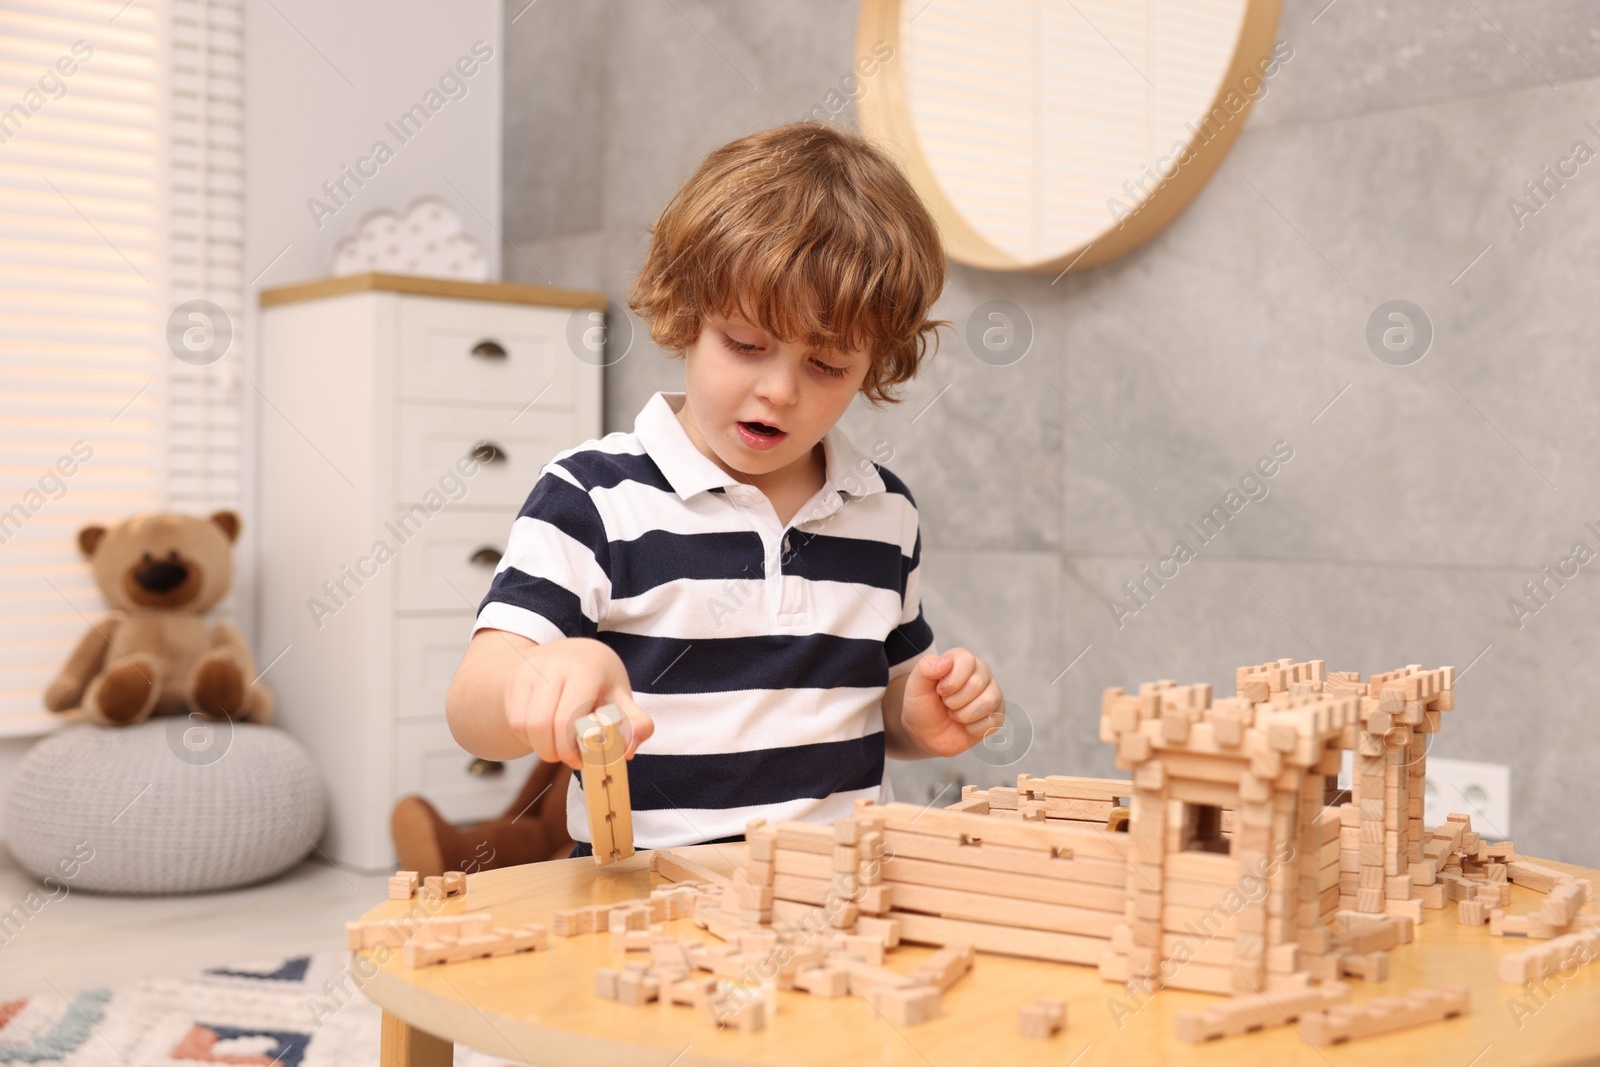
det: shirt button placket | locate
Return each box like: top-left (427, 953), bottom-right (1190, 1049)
top-left (778, 526), bottom-right (807, 621)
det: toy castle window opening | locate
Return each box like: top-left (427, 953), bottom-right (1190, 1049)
top-left (1182, 803), bottom-right (1229, 855)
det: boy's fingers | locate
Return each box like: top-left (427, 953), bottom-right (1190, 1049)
top-left (935, 652), bottom-right (976, 698)
top-left (612, 692), bottom-right (654, 759)
top-left (553, 680), bottom-right (591, 770)
top-left (950, 694), bottom-right (995, 724)
top-left (961, 688), bottom-right (1006, 735)
top-left (965, 708), bottom-right (1005, 738)
top-left (942, 666), bottom-right (991, 712)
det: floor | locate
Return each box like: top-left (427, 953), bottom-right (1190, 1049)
top-left (0, 846), bottom-right (390, 998)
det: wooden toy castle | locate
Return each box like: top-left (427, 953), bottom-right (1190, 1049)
top-left (732, 658), bottom-right (1466, 996)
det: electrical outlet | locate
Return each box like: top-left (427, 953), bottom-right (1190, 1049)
top-left (1425, 757), bottom-right (1511, 841)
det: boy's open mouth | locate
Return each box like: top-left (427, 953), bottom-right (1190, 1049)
top-left (740, 421), bottom-right (781, 436)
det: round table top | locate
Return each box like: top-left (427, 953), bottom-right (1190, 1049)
top-left (355, 844), bottom-right (1600, 1066)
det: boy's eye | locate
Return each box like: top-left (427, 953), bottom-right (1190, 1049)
top-left (718, 331), bottom-right (849, 379)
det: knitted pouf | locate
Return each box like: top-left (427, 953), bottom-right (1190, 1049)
top-left (3, 719), bottom-right (327, 895)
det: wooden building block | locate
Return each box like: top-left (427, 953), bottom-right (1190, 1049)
top-left (577, 704), bottom-right (635, 866)
top-left (913, 943), bottom-right (975, 990)
top-left (616, 970), bottom-right (660, 1006)
top-left (826, 934), bottom-right (885, 966)
top-left (401, 922), bottom-right (548, 967)
top-left (852, 915), bottom-right (902, 948)
top-left (1337, 950), bottom-right (1388, 981)
top-left (794, 966), bottom-right (850, 997)
top-left (650, 847), bottom-right (732, 891)
top-left (1507, 861), bottom-right (1570, 894)
top-left (594, 967), bottom-right (620, 999)
top-left (441, 870), bottom-right (466, 897)
top-left (1298, 985), bottom-right (1469, 1046)
top-left (862, 983), bottom-right (941, 1026)
top-left (1458, 899), bottom-right (1487, 926)
top-left (1174, 980), bottom-right (1349, 1042)
top-left (552, 909), bottom-right (592, 937)
top-left (388, 871), bottom-right (418, 900)
top-left (1498, 928), bottom-right (1600, 984)
top-left (1018, 996), bottom-right (1066, 1039)
top-left (747, 826), bottom-right (776, 862)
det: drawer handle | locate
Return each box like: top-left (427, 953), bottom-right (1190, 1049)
top-left (469, 545), bottom-right (503, 567)
top-left (467, 757), bottom-right (505, 777)
top-left (471, 339), bottom-right (508, 360)
top-left (470, 440), bottom-right (507, 464)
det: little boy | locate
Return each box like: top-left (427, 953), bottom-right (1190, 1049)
top-left (446, 122), bottom-right (1006, 856)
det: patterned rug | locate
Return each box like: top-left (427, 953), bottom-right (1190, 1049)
top-left (0, 954), bottom-right (529, 1065)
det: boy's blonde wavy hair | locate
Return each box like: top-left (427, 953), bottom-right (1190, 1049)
top-left (627, 121), bottom-right (948, 408)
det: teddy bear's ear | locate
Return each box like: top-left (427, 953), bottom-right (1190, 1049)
top-left (77, 525), bottom-right (108, 558)
top-left (209, 510), bottom-right (242, 543)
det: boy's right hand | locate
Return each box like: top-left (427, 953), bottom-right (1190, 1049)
top-left (502, 637), bottom-right (654, 770)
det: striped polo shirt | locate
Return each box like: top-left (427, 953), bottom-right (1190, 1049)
top-left (473, 389), bottom-right (937, 849)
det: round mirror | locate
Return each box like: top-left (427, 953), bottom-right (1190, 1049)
top-left (857, 0), bottom-right (1285, 273)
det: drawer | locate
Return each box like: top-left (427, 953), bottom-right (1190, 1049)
top-left (393, 718), bottom-right (540, 825)
top-left (396, 403), bottom-right (585, 510)
top-left (397, 297), bottom-right (574, 406)
top-left (393, 615), bottom-right (475, 722)
top-left (394, 509), bottom-right (514, 613)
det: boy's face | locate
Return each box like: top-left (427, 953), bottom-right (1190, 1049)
top-left (677, 306), bottom-right (872, 486)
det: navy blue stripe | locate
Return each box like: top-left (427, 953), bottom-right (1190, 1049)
top-left (510, 471), bottom-right (610, 571)
top-left (478, 569), bottom-right (596, 638)
top-left (610, 529), bottom-right (765, 600)
top-left (556, 449), bottom-right (673, 494)
top-left (575, 733), bottom-right (885, 811)
top-left (780, 531), bottom-right (901, 592)
top-left (886, 606), bottom-right (934, 666)
top-left (875, 464), bottom-right (916, 506)
top-left (900, 528), bottom-right (920, 594)
top-left (567, 831), bottom-right (746, 856)
top-left (598, 632), bottom-right (887, 693)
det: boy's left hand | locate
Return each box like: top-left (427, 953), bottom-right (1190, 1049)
top-left (901, 648), bottom-right (1005, 757)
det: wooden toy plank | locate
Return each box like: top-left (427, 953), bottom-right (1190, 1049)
top-left (856, 803), bottom-right (1096, 856)
top-left (1174, 980), bottom-right (1349, 1042)
top-left (887, 882), bottom-right (1123, 938)
top-left (775, 821), bottom-right (838, 854)
top-left (878, 855), bottom-right (1126, 912)
top-left (771, 899), bottom-right (1109, 965)
top-left (577, 704), bottom-right (635, 866)
top-left (649, 847), bottom-right (733, 891)
top-left (1298, 985), bottom-right (1469, 1046)
top-left (1507, 860), bottom-right (1571, 893)
top-left (877, 828), bottom-right (1127, 883)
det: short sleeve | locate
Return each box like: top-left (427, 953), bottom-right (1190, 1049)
top-left (474, 464), bottom-right (611, 644)
top-left (885, 520), bottom-right (936, 681)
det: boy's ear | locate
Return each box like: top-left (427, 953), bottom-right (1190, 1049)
top-left (77, 525), bottom-right (108, 558)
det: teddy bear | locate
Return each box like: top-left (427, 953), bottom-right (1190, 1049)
top-left (44, 510), bottom-right (274, 727)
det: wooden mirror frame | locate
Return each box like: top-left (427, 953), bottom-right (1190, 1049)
top-left (855, 0), bottom-right (1285, 274)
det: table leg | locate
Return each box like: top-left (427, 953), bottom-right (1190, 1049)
top-left (380, 1010), bottom-right (452, 1067)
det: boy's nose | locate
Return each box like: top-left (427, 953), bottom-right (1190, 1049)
top-left (753, 363), bottom-right (800, 407)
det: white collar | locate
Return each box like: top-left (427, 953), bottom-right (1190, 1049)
top-left (633, 391), bottom-right (886, 502)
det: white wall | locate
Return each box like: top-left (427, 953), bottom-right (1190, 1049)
top-left (242, 0), bottom-right (503, 290)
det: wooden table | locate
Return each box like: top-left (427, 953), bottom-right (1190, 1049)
top-left (356, 845), bottom-right (1600, 1066)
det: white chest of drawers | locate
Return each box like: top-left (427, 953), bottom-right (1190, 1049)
top-left (258, 273), bottom-right (603, 869)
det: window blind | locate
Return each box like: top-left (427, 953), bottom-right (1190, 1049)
top-left (0, 0), bottom-right (243, 728)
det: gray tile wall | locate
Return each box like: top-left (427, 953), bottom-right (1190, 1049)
top-left (503, 0), bottom-right (1600, 866)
